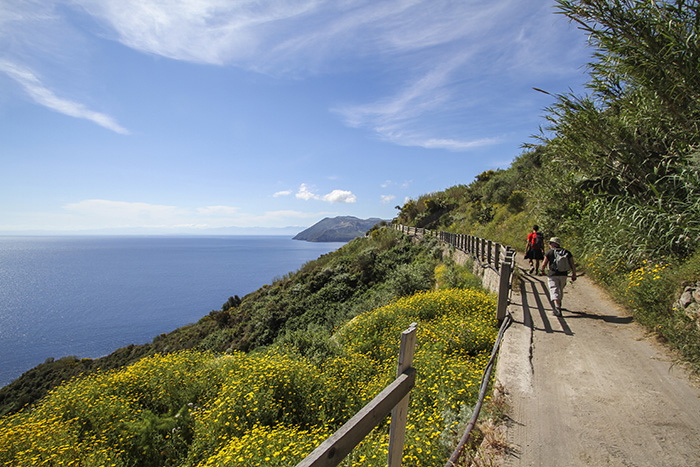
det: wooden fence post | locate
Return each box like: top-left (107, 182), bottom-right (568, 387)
top-left (496, 251), bottom-right (513, 322)
top-left (387, 322), bottom-right (418, 467)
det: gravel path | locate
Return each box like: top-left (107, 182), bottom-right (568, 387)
top-left (495, 259), bottom-right (700, 466)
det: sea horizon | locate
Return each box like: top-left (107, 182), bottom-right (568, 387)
top-left (0, 225), bottom-right (307, 237)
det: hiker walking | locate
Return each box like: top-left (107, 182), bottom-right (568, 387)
top-left (524, 225), bottom-right (545, 274)
top-left (541, 237), bottom-right (577, 316)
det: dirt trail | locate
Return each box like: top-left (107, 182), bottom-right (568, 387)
top-left (495, 257), bottom-right (700, 466)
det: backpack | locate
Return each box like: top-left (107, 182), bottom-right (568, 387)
top-left (551, 248), bottom-right (571, 273)
top-left (532, 232), bottom-right (544, 249)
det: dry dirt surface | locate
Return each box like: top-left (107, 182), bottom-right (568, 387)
top-left (495, 256), bottom-right (700, 466)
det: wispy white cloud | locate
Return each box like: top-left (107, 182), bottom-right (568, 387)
top-left (74, 0), bottom-right (325, 65)
top-left (2, 0), bottom-right (587, 147)
top-left (381, 180), bottom-right (413, 189)
top-left (63, 199), bottom-right (184, 226)
top-left (331, 50), bottom-right (503, 150)
top-left (418, 137), bottom-right (501, 151)
top-left (273, 190), bottom-right (293, 198)
top-left (197, 205), bottom-right (241, 216)
top-left (59, 199), bottom-right (334, 230)
top-left (0, 60), bottom-right (129, 134)
top-left (381, 194), bottom-right (396, 204)
top-left (70, 0), bottom-right (499, 69)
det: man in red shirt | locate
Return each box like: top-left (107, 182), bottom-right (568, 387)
top-left (525, 225), bottom-right (544, 274)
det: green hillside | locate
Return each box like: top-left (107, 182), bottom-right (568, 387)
top-left (395, 0), bottom-right (700, 371)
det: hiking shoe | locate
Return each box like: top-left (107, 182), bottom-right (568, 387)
top-left (529, 267), bottom-right (535, 274)
top-left (553, 307), bottom-right (562, 317)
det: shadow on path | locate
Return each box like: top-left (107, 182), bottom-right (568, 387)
top-left (514, 272), bottom-right (574, 336)
top-left (564, 309), bottom-right (634, 324)
top-left (498, 261), bottom-right (700, 466)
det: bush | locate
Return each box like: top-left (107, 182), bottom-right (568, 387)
top-left (274, 324), bottom-right (343, 367)
top-left (386, 261), bottom-right (436, 298)
top-left (617, 250), bottom-right (700, 369)
top-left (435, 260), bottom-right (482, 291)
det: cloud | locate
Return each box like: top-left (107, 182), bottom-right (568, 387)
top-left (74, 0), bottom-right (325, 65)
top-left (295, 183), bottom-right (318, 201)
top-left (321, 190), bottom-right (356, 204)
top-left (417, 137), bottom-right (501, 151)
top-left (63, 199), bottom-right (183, 226)
top-left (58, 199), bottom-right (336, 230)
top-left (197, 205), bottom-right (241, 216)
top-left (69, 0), bottom-right (488, 68)
top-left (380, 180), bottom-right (413, 192)
top-left (273, 190), bottom-right (293, 197)
top-left (381, 194), bottom-right (396, 204)
top-left (295, 184), bottom-right (357, 203)
top-left (260, 209), bottom-right (332, 221)
top-left (0, 60), bottom-right (129, 134)
top-left (2, 0), bottom-right (587, 148)
top-left (332, 51), bottom-right (507, 151)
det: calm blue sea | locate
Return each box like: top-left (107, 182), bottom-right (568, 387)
top-left (0, 236), bottom-right (344, 388)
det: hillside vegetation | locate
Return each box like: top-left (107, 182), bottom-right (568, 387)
top-left (0, 227), bottom-right (501, 466)
top-left (396, 0), bottom-right (700, 370)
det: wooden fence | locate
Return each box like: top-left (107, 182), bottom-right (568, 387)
top-left (297, 225), bottom-right (516, 466)
top-left (393, 224), bottom-right (516, 322)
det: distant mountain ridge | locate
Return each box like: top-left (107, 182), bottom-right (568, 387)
top-left (293, 216), bottom-right (385, 242)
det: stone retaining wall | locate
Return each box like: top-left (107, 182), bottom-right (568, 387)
top-left (676, 281), bottom-right (700, 330)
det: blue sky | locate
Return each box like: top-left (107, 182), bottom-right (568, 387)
top-left (1, 0), bottom-right (590, 234)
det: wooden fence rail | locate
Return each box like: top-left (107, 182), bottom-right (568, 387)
top-left (393, 224), bottom-right (516, 322)
top-left (296, 323), bottom-right (418, 467)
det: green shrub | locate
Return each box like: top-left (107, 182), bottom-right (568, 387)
top-left (274, 324), bottom-right (343, 367)
top-left (386, 261), bottom-right (436, 298)
top-left (435, 261), bottom-right (482, 291)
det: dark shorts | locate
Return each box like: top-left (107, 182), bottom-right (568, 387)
top-left (525, 248), bottom-right (544, 260)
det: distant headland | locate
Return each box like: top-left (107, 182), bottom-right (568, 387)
top-left (293, 216), bottom-right (385, 242)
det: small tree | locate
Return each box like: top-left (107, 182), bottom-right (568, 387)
top-left (222, 295), bottom-right (241, 312)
